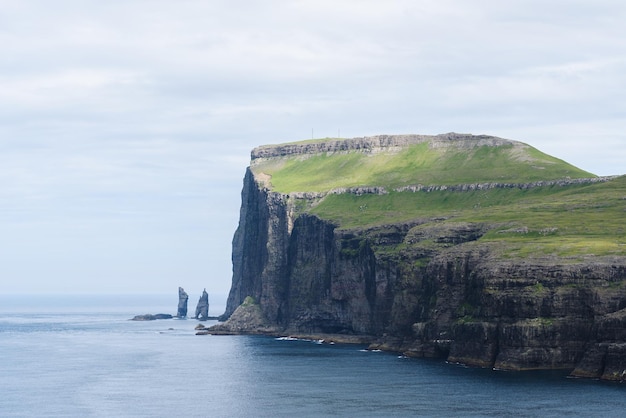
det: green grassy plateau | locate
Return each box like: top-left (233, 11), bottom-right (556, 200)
top-left (252, 140), bottom-right (593, 193)
top-left (251, 136), bottom-right (625, 258)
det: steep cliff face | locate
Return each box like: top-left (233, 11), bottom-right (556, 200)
top-left (223, 168), bottom-right (290, 323)
top-left (219, 134), bottom-right (626, 381)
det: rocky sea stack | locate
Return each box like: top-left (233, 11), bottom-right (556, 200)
top-left (212, 133), bottom-right (626, 381)
top-left (194, 289), bottom-right (210, 320)
top-left (176, 287), bottom-right (189, 318)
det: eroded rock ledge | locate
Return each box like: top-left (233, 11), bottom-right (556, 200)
top-left (251, 133), bottom-right (510, 160)
top-left (283, 177), bottom-right (616, 200)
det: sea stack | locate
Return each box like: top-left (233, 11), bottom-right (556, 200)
top-left (195, 289), bottom-right (210, 321)
top-left (177, 287), bottom-right (189, 318)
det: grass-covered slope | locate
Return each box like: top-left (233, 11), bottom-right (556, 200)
top-left (251, 136), bottom-right (593, 193)
top-left (310, 176), bottom-right (626, 258)
top-left (251, 134), bottom-right (624, 258)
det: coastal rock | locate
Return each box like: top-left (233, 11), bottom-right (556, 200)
top-left (571, 308), bottom-right (626, 379)
top-left (220, 134), bottom-right (626, 381)
top-left (194, 289), bottom-right (210, 321)
top-left (131, 313), bottom-right (173, 321)
top-left (177, 287), bottom-right (189, 318)
top-left (205, 296), bottom-right (278, 335)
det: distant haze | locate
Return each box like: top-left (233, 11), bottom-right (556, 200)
top-left (1, 1), bottom-right (624, 302)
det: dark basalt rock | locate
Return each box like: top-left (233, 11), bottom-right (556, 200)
top-left (219, 138), bottom-right (626, 382)
top-left (177, 287), bottom-right (189, 318)
top-left (194, 289), bottom-right (210, 321)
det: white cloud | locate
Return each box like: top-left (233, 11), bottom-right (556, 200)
top-left (442, 58), bottom-right (626, 108)
top-left (0, 69), bottom-right (146, 109)
top-left (0, 0), bottom-right (625, 299)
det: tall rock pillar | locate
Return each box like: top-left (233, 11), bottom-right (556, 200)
top-left (177, 287), bottom-right (189, 318)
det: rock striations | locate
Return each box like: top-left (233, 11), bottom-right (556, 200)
top-left (213, 133), bottom-right (626, 382)
top-left (250, 133), bottom-right (510, 160)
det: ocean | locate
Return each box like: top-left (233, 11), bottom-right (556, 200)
top-left (1, 295), bottom-right (625, 418)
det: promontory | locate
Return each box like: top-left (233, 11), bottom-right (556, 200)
top-left (211, 133), bottom-right (626, 382)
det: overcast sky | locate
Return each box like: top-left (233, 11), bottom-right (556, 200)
top-left (1, 1), bottom-right (625, 307)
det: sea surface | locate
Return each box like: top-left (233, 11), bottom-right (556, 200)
top-left (1, 295), bottom-right (625, 418)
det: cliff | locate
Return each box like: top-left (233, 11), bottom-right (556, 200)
top-left (217, 133), bottom-right (626, 381)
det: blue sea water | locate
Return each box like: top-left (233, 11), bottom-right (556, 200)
top-left (1, 295), bottom-right (625, 417)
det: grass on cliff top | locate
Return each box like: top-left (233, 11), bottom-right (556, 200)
top-left (308, 176), bottom-right (626, 258)
top-left (252, 141), bottom-right (593, 193)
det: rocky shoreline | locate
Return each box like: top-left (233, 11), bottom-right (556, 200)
top-left (197, 325), bottom-right (374, 345)
top-left (198, 320), bottom-right (626, 381)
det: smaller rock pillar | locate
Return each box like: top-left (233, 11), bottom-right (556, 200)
top-left (195, 289), bottom-right (209, 321)
top-left (177, 287), bottom-right (189, 318)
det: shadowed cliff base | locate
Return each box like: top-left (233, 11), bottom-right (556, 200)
top-left (202, 296), bottom-right (375, 343)
top-left (217, 134), bottom-right (626, 381)
top-left (202, 296), bottom-right (279, 335)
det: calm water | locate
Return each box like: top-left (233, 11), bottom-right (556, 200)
top-left (1, 295), bottom-right (625, 417)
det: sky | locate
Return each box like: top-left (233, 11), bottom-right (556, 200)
top-left (1, 1), bottom-right (625, 306)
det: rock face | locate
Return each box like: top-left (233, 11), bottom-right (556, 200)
top-left (219, 135), bottom-right (626, 381)
top-left (177, 287), bottom-right (189, 318)
top-left (250, 133), bottom-right (511, 160)
top-left (207, 296), bottom-right (278, 335)
top-left (194, 289), bottom-right (210, 321)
